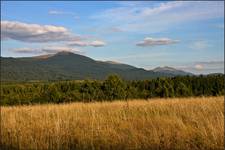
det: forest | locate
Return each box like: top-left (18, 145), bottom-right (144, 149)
top-left (0, 74), bottom-right (224, 106)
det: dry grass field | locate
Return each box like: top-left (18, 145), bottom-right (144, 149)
top-left (0, 96), bottom-right (224, 150)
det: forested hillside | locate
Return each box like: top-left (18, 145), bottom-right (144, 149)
top-left (0, 52), bottom-right (192, 81)
top-left (1, 74), bottom-right (224, 106)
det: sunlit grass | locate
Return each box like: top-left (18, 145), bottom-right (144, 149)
top-left (1, 96), bottom-right (224, 150)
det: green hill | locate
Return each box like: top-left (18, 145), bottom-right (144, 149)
top-left (1, 51), bottom-right (192, 81)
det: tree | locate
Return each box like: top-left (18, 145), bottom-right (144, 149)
top-left (176, 82), bottom-right (191, 97)
top-left (43, 84), bottom-right (62, 103)
top-left (103, 74), bottom-right (126, 100)
top-left (80, 80), bottom-right (95, 102)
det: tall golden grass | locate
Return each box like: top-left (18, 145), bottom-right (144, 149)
top-left (1, 96), bottom-right (224, 150)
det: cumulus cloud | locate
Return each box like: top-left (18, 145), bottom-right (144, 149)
top-left (1, 20), bottom-right (107, 50)
top-left (136, 37), bottom-right (179, 47)
top-left (68, 40), bottom-right (106, 47)
top-left (1, 20), bottom-right (80, 43)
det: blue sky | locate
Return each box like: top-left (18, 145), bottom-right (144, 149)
top-left (1, 1), bottom-right (224, 74)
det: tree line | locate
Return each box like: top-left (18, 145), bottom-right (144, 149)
top-left (0, 74), bottom-right (224, 106)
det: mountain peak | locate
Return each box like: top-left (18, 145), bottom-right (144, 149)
top-left (153, 66), bottom-right (177, 72)
top-left (152, 66), bottom-right (193, 76)
top-left (33, 54), bottom-right (54, 59)
top-left (1, 54), bottom-right (194, 81)
top-left (54, 51), bottom-right (75, 56)
top-left (33, 51), bottom-right (75, 60)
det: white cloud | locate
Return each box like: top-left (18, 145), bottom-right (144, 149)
top-left (11, 46), bottom-right (82, 54)
top-left (92, 1), bottom-right (224, 33)
top-left (141, 1), bottom-right (185, 16)
top-left (68, 40), bottom-right (106, 47)
top-left (1, 20), bottom-right (106, 49)
top-left (42, 46), bottom-right (81, 54)
top-left (49, 10), bottom-right (65, 15)
top-left (67, 41), bottom-right (89, 47)
top-left (178, 61), bottom-right (224, 74)
top-left (48, 10), bottom-right (79, 19)
top-left (194, 61), bottom-right (224, 71)
top-left (11, 48), bottom-right (41, 54)
top-left (194, 64), bottom-right (204, 70)
top-left (1, 20), bottom-right (81, 43)
top-left (90, 40), bottom-right (106, 47)
top-left (137, 37), bottom-right (179, 46)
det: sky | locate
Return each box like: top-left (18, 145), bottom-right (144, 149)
top-left (1, 1), bottom-right (224, 74)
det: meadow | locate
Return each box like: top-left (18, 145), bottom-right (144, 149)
top-left (1, 96), bottom-right (224, 150)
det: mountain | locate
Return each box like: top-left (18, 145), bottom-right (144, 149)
top-left (1, 51), bottom-right (193, 81)
top-left (152, 66), bottom-right (193, 76)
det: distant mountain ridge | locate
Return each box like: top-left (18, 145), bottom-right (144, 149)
top-left (152, 66), bottom-right (193, 76)
top-left (1, 51), bottom-right (193, 81)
